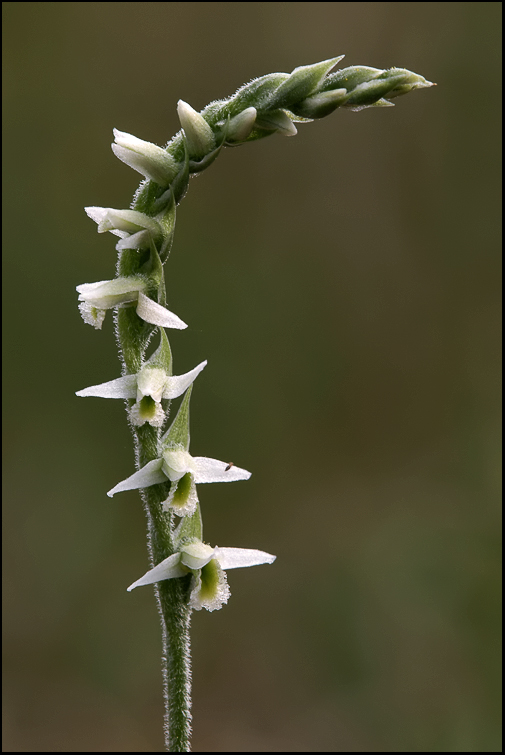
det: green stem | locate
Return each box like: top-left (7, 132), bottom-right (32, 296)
top-left (116, 309), bottom-right (192, 752)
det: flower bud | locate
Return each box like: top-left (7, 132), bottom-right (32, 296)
top-left (112, 129), bottom-right (179, 186)
top-left (226, 107), bottom-right (257, 143)
top-left (290, 88), bottom-right (348, 119)
top-left (255, 109), bottom-right (297, 136)
top-left (177, 100), bottom-right (216, 159)
top-left (344, 74), bottom-right (409, 108)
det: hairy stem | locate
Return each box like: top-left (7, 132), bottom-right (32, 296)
top-left (115, 308), bottom-right (192, 751)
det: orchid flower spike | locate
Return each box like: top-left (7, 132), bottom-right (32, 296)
top-left (76, 329), bottom-right (206, 427)
top-left (77, 278), bottom-right (187, 331)
top-left (127, 539), bottom-right (276, 612)
top-left (107, 386), bottom-right (250, 516)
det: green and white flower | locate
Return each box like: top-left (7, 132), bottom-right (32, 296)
top-left (127, 539), bottom-right (276, 612)
top-left (107, 387), bottom-right (250, 515)
top-left (76, 329), bottom-right (206, 427)
top-left (85, 206), bottom-right (163, 251)
top-left (111, 129), bottom-right (180, 186)
top-left (77, 277), bottom-right (187, 330)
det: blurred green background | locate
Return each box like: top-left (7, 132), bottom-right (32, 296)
top-left (3, 2), bottom-right (501, 752)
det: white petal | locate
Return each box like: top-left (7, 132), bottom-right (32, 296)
top-left (76, 375), bottom-right (137, 399)
top-left (107, 458), bottom-right (166, 497)
top-left (127, 552), bottom-right (187, 591)
top-left (136, 292), bottom-right (187, 329)
top-left (214, 547), bottom-right (276, 570)
top-left (162, 360), bottom-right (208, 399)
top-left (192, 457), bottom-right (251, 483)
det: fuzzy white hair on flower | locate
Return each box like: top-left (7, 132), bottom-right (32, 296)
top-left (107, 386), bottom-right (251, 516)
top-left (127, 540), bottom-right (276, 612)
top-left (76, 329), bottom-right (206, 427)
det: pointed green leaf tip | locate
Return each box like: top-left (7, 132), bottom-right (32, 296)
top-left (161, 385), bottom-right (192, 450)
top-left (147, 328), bottom-right (173, 377)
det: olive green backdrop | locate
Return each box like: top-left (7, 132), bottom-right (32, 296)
top-left (3, 2), bottom-right (501, 752)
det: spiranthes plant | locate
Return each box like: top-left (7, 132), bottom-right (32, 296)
top-left (76, 56), bottom-right (434, 752)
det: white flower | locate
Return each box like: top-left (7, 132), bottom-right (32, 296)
top-left (111, 129), bottom-right (179, 186)
top-left (127, 540), bottom-right (276, 612)
top-left (107, 445), bottom-right (250, 516)
top-left (77, 278), bottom-right (187, 330)
top-left (85, 206), bottom-right (163, 252)
top-left (76, 360), bottom-right (207, 428)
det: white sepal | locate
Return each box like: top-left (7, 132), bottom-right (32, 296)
top-left (76, 375), bottom-right (137, 399)
top-left (162, 360), bottom-right (207, 399)
top-left (215, 547), bottom-right (277, 570)
top-left (127, 553), bottom-right (188, 592)
top-left (191, 457), bottom-right (251, 483)
top-left (136, 292), bottom-right (187, 329)
top-left (107, 458), bottom-right (166, 498)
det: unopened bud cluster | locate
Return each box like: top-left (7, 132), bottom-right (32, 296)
top-left (76, 56), bottom-right (433, 610)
